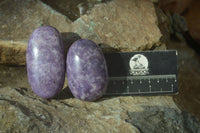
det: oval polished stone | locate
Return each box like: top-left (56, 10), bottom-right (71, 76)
top-left (67, 39), bottom-right (108, 101)
top-left (26, 26), bottom-right (65, 99)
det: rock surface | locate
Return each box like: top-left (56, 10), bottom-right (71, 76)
top-left (0, 0), bottom-right (71, 65)
top-left (0, 87), bottom-right (200, 132)
top-left (168, 39), bottom-right (200, 123)
top-left (184, 0), bottom-right (200, 42)
top-left (0, 0), bottom-right (71, 41)
top-left (73, 0), bottom-right (163, 52)
top-left (0, 0), bottom-right (168, 65)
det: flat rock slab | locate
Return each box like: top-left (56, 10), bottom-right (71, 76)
top-left (0, 87), bottom-right (200, 132)
top-left (0, 0), bottom-right (168, 65)
top-left (0, 0), bottom-right (71, 41)
top-left (0, 0), bottom-right (71, 65)
top-left (73, 0), bottom-right (163, 52)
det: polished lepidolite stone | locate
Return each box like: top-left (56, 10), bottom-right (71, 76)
top-left (26, 26), bottom-right (65, 99)
top-left (67, 39), bottom-right (108, 101)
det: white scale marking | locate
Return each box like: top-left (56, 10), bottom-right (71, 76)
top-left (127, 86), bottom-right (129, 92)
top-left (109, 74), bottom-right (176, 80)
top-left (107, 75), bottom-right (177, 95)
top-left (157, 80), bottom-right (159, 83)
top-left (149, 85), bottom-right (151, 92)
top-left (106, 90), bottom-right (174, 95)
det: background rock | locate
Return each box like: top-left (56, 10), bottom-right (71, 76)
top-left (40, 0), bottom-right (105, 22)
top-left (0, 0), bottom-right (72, 41)
top-left (73, 0), bottom-right (164, 52)
top-left (127, 106), bottom-right (200, 133)
top-left (0, 0), bottom-right (72, 65)
top-left (168, 39), bottom-right (200, 124)
top-left (0, 0), bottom-right (169, 65)
top-left (158, 0), bottom-right (193, 14)
top-left (0, 87), bottom-right (140, 133)
top-left (1, 87), bottom-right (200, 133)
top-left (184, 0), bottom-right (200, 42)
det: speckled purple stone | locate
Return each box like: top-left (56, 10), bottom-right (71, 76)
top-left (26, 26), bottom-right (65, 99)
top-left (67, 39), bottom-right (108, 101)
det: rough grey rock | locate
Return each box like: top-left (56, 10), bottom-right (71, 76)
top-left (126, 106), bottom-right (200, 133)
top-left (0, 0), bottom-right (72, 41)
top-left (0, 0), bottom-right (72, 65)
top-left (0, 87), bottom-right (200, 133)
top-left (0, 87), bottom-right (140, 133)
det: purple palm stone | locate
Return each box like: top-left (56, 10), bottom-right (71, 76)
top-left (67, 39), bottom-right (108, 101)
top-left (26, 26), bottom-right (65, 99)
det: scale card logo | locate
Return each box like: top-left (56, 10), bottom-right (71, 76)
top-left (129, 54), bottom-right (149, 75)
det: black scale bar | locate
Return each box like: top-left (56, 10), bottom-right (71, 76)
top-left (103, 50), bottom-right (178, 96)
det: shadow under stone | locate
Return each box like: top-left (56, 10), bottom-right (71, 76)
top-left (53, 87), bottom-right (74, 100)
top-left (61, 32), bottom-right (81, 57)
top-left (98, 43), bottom-right (121, 53)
